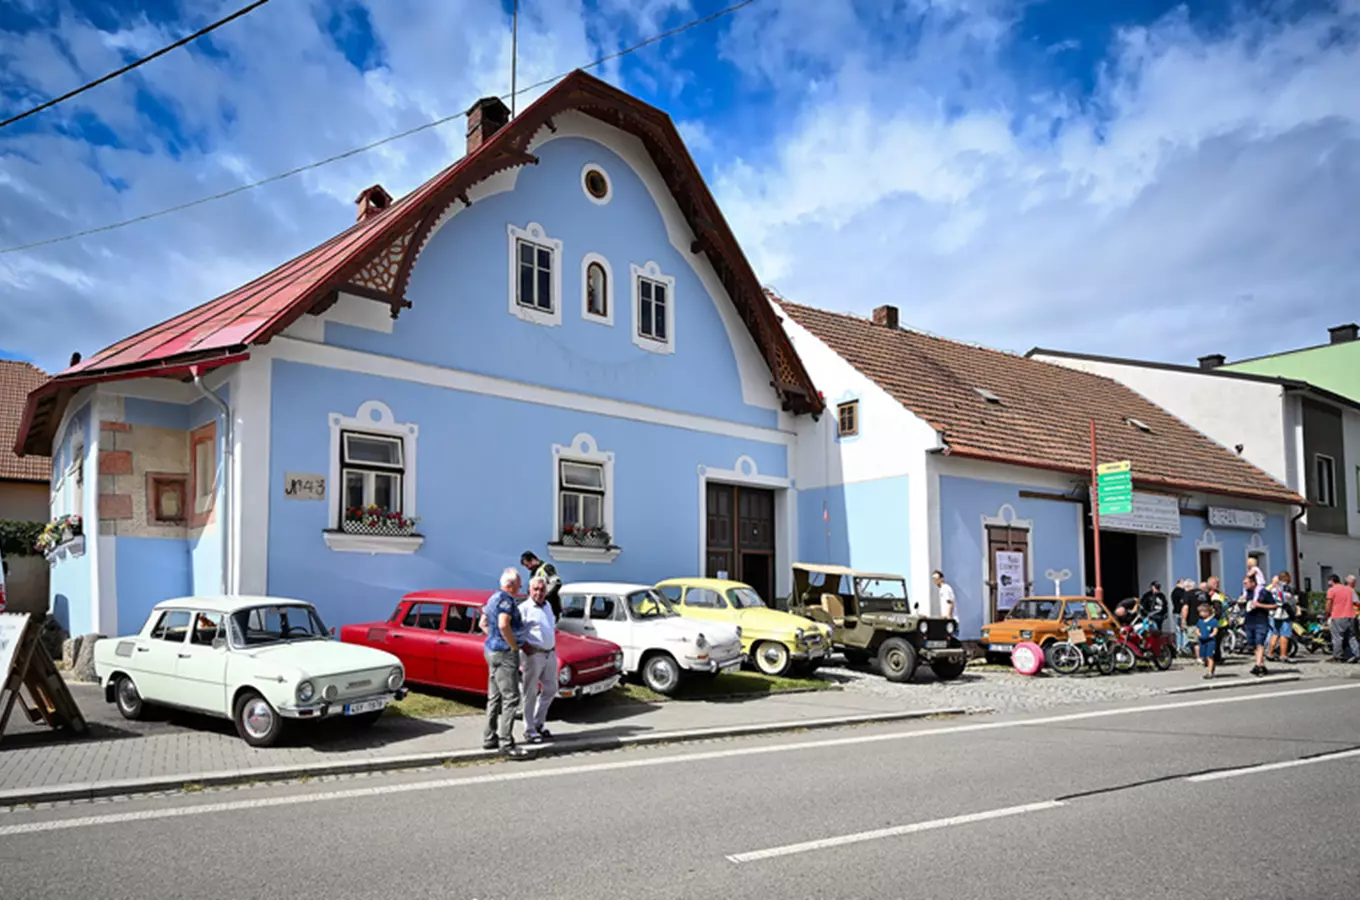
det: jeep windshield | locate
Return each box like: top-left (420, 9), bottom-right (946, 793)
top-left (230, 604), bottom-right (330, 647)
top-left (854, 577), bottom-right (909, 614)
top-left (626, 590), bottom-right (678, 620)
top-left (1003, 599), bottom-right (1061, 621)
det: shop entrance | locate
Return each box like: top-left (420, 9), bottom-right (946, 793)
top-left (705, 483), bottom-right (776, 605)
top-left (1085, 528), bottom-right (1139, 602)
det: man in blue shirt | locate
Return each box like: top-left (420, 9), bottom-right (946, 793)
top-left (482, 567), bottom-right (529, 758)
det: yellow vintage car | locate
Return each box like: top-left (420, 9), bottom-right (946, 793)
top-left (654, 577), bottom-right (833, 677)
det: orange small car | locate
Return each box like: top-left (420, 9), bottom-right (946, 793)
top-left (980, 596), bottom-right (1120, 666)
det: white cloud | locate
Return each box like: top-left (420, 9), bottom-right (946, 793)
top-left (715, 1), bottom-right (1360, 364)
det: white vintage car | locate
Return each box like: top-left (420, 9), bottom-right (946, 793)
top-left (94, 596), bottom-right (407, 747)
top-left (556, 582), bottom-right (744, 695)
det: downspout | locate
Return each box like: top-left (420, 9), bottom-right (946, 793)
top-left (192, 368), bottom-right (232, 596)
top-left (1290, 504), bottom-right (1306, 596)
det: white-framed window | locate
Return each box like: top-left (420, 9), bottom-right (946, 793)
top-left (630, 261), bottom-right (676, 355)
top-left (836, 401), bottom-right (859, 437)
top-left (551, 432), bottom-right (616, 551)
top-left (1314, 453), bottom-right (1336, 507)
top-left (327, 401), bottom-right (419, 535)
top-left (580, 162), bottom-right (612, 205)
top-left (341, 431), bottom-right (405, 514)
top-left (506, 222), bottom-right (562, 327)
top-left (69, 441), bottom-right (84, 518)
top-left (581, 252), bottom-right (614, 326)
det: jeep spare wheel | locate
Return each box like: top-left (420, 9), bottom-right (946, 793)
top-left (1010, 641), bottom-right (1045, 676)
top-left (877, 637), bottom-right (918, 683)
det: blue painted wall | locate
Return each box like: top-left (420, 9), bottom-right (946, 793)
top-left (1171, 513), bottom-right (1288, 592)
top-left (323, 136), bottom-right (776, 430)
top-left (797, 476), bottom-right (912, 587)
top-left (267, 360), bottom-right (789, 627)
top-left (114, 537), bottom-right (191, 635)
top-left (938, 474), bottom-right (1085, 639)
top-left (48, 400), bottom-right (94, 635)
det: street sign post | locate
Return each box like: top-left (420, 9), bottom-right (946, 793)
top-left (1096, 460), bottom-right (1133, 516)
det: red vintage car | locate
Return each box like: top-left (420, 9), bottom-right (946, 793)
top-left (340, 589), bottom-right (625, 699)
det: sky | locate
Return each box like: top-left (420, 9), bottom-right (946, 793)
top-left (0, 0), bottom-right (1357, 374)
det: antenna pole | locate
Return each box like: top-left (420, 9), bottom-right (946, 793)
top-left (510, 0), bottom-right (519, 118)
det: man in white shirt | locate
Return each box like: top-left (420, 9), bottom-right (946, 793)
top-left (518, 576), bottom-right (558, 743)
top-left (932, 570), bottom-right (956, 619)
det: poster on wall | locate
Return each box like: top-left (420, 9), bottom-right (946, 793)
top-left (995, 551), bottom-right (1026, 610)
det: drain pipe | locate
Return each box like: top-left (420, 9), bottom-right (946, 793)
top-left (1290, 504), bottom-right (1306, 599)
top-left (192, 367), bottom-right (232, 597)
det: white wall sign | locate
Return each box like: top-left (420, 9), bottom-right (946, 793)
top-left (1092, 492), bottom-right (1181, 536)
top-left (995, 551), bottom-right (1026, 610)
top-left (283, 473), bottom-right (326, 501)
top-left (1207, 506), bottom-right (1266, 530)
top-left (0, 613), bottom-right (29, 688)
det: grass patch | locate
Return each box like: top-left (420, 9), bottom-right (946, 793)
top-left (385, 690), bottom-right (482, 720)
top-left (618, 670), bottom-right (833, 704)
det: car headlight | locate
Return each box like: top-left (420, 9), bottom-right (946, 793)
top-left (613, 651), bottom-right (624, 670)
top-left (296, 680), bottom-right (315, 703)
top-left (558, 665), bottom-right (573, 685)
top-left (322, 684), bottom-right (338, 702)
top-left (386, 666), bottom-right (404, 692)
top-left (695, 633), bottom-right (709, 650)
top-left (946, 620), bottom-right (958, 635)
top-left (795, 627), bottom-right (806, 642)
top-left (918, 621), bottom-right (928, 634)
top-left (1020, 630), bottom-right (1033, 640)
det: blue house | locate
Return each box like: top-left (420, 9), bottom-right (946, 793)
top-left (14, 72), bottom-right (822, 637)
top-left (776, 300), bottom-right (1303, 640)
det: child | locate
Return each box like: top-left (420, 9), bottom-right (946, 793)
top-left (1197, 601), bottom-right (1219, 678)
top-left (1246, 556), bottom-right (1267, 596)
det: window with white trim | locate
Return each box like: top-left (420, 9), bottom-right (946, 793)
top-left (507, 223), bottom-right (562, 327)
top-left (630, 261), bottom-right (676, 354)
top-left (341, 431), bottom-right (405, 515)
top-left (516, 239), bottom-right (554, 313)
top-left (559, 460), bottom-right (606, 532)
top-left (1315, 453), bottom-right (1336, 507)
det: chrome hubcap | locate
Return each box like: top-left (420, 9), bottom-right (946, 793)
top-left (649, 659), bottom-right (677, 690)
top-left (759, 644), bottom-right (786, 670)
top-left (885, 650), bottom-right (905, 671)
top-left (242, 698), bottom-right (274, 739)
top-left (118, 678), bottom-right (138, 709)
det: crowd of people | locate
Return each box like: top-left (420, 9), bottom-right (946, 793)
top-left (1118, 556), bottom-right (1360, 680)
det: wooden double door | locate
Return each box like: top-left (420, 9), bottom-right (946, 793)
top-left (705, 483), bottom-right (776, 606)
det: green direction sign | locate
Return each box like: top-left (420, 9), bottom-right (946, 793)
top-left (1096, 460), bottom-right (1133, 515)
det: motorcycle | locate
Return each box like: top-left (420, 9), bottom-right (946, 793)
top-left (1114, 615), bottom-right (1176, 671)
top-left (1049, 625), bottom-right (1118, 676)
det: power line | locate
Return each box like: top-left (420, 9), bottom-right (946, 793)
top-left (0, 0), bottom-right (759, 257)
top-left (0, 0), bottom-right (274, 131)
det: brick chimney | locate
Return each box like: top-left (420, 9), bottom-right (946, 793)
top-left (1198, 353), bottom-right (1226, 370)
top-left (1328, 323), bottom-right (1358, 344)
top-left (354, 185), bottom-right (393, 222)
top-left (872, 305), bottom-right (899, 329)
top-left (466, 96), bottom-right (510, 155)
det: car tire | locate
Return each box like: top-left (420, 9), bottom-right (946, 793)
top-left (114, 674), bottom-right (144, 721)
top-left (877, 638), bottom-right (918, 683)
top-left (233, 691), bottom-right (284, 748)
top-left (752, 641), bottom-right (792, 677)
top-left (641, 653), bottom-right (682, 696)
top-left (930, 658), bottom-right (967, 681)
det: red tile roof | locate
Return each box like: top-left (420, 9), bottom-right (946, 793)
top-left (778, 301), bottom-right (1301, 506)
top-left (0, 361), bottom-right (50, 481)
top-left (16, 70), bottom-right (820, 456)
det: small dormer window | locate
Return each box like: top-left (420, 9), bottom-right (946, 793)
top-left (975, 388), bottom-right (1002, 404)
top-left (837, 401), bottom-right (859, 437)
top-left (1127, 417), bottom-right (1152, 433)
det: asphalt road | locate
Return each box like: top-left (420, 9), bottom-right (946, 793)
top-left (3, 679), bottom-right (1359, 900)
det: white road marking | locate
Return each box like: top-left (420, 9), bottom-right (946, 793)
top-left (1, 681), bottom-right (1354, 837)
top-left (726, 801), bottom-right (1065, 863)
top-left (1187, 747), bottom-right (1360, 783)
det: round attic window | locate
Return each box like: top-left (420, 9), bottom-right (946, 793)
top-left (582, 165), bottom-right (611, 204)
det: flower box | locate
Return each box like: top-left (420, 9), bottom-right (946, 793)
top-left (341, 519), bottom-right (418, 537)
top-left (560, 532), bottom-right (609, 548)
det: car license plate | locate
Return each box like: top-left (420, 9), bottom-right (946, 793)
top-left (343, 698), bottom-right (387, 716)
top-left (926, 640), bottom-right (947, 649)
top-left (583, 675), bottom-right (620, 696)
top-left (990, 643), bottom-right (1014, 652)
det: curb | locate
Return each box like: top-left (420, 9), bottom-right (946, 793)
top-left (0, 706), bottom-right (967, 807)
top-left (1161, 673), bottom-right (1301, 694)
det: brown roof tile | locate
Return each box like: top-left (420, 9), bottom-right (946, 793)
top-left (779, 301), bottom-right (1301, 506)
top-left (0, 360), bottom-right (50, 482)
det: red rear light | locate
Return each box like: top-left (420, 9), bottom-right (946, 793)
top-left (0, 585), bottom-right (6, 612)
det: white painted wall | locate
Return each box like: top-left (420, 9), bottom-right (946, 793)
top-left (1032, 354), bottom-right (1292, 487)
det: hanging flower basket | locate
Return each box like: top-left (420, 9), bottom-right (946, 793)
top-left (36, 514), bottom-right (83, 554)
top-left (560, 524), bottom-right (611, 548)
top-left (342, 506), bottom-right (419, 537)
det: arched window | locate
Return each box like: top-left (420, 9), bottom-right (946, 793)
top-left (586, 261), bottom-right (608, 318)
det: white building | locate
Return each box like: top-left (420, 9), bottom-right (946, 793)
top-left (1029, 348), bottom-right (1360, 594)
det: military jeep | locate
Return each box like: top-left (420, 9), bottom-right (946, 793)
top-left (787, 563), bottom-right (967, 682)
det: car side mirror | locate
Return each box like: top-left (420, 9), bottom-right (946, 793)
top-left (211, 637), bottom-right (227, 650)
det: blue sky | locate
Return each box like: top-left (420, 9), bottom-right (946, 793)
top-left (1, 0), bottom-right (1358, 374)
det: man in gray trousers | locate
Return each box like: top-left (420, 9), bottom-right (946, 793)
top-left (481, 567), bottom-right (529, 758)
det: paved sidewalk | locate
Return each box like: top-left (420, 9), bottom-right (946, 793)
top-left (0, 686), bottom-right (955, 804)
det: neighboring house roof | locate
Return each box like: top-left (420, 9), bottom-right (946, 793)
top-left (0, 360), bottom-right (50, 481)
top-left (16, 69), bottom-right (821, 456)
top-left (778, 302), bottom-right (1301, 506)
top-left (1026, 347), bottom-right (1360, 414)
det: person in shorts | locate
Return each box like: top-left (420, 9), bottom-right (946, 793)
top-left (1239, 574), bottom-right (1276, 676)
top-left (1196, 602), bottom-right (1219, 678)
top-left (1266, 571), bottom-right (1295, 663)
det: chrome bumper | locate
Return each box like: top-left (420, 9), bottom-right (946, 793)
top-left (691, 653), bottom-right (743, 673)
top-left (558, 673), bottom-right (621, 698)
top-left (278, 687), bottom-right (406, 720)
top-left (791, 644), bottom-right (827, 661)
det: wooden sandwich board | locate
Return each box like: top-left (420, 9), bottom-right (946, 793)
top-left (0, 613), bottom-right (87, 744)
